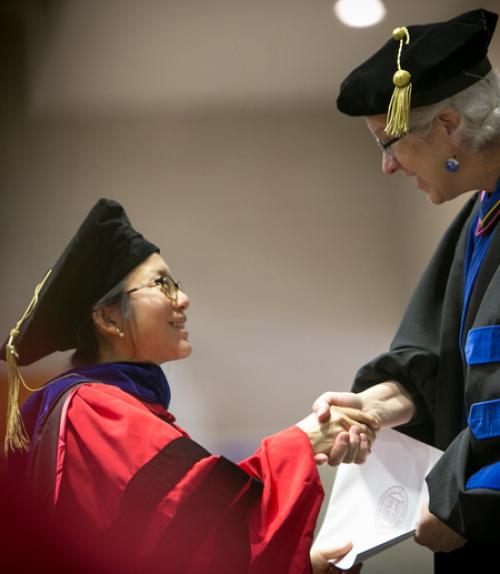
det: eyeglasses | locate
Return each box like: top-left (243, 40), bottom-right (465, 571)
top-left (375, 135), bottom-right (403, 161)
top-left (126, 275), bottom-right (182, 303)
top-left (374, 125), bottom-right (414, 161)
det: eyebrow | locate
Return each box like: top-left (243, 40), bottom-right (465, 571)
top-left (151, 268), bottom-right (170, 277)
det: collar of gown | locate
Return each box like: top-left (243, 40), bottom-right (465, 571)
top-left (19, 361), bottom-right (171, 444)
top-left (475, 179), bottom-right (500, 237)
top-left (68, 361), bottom-right (171, 409)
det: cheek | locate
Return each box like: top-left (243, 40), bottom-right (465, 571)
top-left (132, 299), bottom-right (170, 337)
top-left (407, 153), bottom-right (442, 180)
top-left (398, 139), bottom-right (435, 169)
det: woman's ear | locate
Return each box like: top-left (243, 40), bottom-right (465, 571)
top-left (436, 107), bottom-right (461, 136)
top-left (92, 306), bottom-right (122, 339)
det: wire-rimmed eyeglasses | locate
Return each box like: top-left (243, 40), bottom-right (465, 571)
top-left (375, 129), bottom-right (412, 161)
top-left (375, 135), bottom-right (403, 161)
top-left (126, 275), bottom-right (182, 303)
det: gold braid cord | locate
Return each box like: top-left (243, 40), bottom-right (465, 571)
top-left (4, 268), bottom-right (53, 454)
top-left (385, 27), bottom-right (412, 137)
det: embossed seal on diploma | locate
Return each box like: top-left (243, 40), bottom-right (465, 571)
top-left (375, 486), bottom-right (408, 532)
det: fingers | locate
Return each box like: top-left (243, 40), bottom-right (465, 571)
top-left (327, 409), bottom-right (377, 443)
top-left (338, 407), bottom-right (381, 432)
top-left (312, 393), bottom-right (338, 423)
top-left (341, 427), bottom-right (361, 464)
top-left (354, 432), bottom-right (371, 464)
top-left (322, 541), bottom-right (353, 562)
top-left (312, 393), bottom-right (381, 457)
top-left (315, 400), bottom-right (331, 423)
top-left (303, 397), bottom-right (380, 460)
top-left (327, 429), bottom-right (371, 466)
top-left (342, 418), bottom-right (375, 443)
top-left (342, 428), bottom-right (371, 464)
top-left (312, 392), bottom-right (340, 411)
top-left (314, 453), bottom-right (329, 465)
top-left (326, 431), bottom-right (350, 466)
top-left (310, 541), bottom-right (353, 574)
top-left (312, 392), bottom-right (362, 422)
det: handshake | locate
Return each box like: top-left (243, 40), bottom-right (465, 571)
top-left (301, 386), bottom-right (467, 570)
top-left (296, 391), bottom-right (383, 467)
top-left (297, 390), bottom-right (386, 574)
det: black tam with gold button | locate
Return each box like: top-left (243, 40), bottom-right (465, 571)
top-left (1, 198), bottom-right (159, 367)
top-left (337, 8), bottom-right (498, 118)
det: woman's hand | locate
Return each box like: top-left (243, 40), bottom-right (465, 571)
top-left (414, 505), bottom-right (466, 552)
top-left (311, 383), bottom-right (416, 465)
top-left (310, 542), bottom-right (362, 574)
top-left (313, 383), bottom-right (415, 429)
top-left (313, 392), bottom-right (364, 421)
top-left (296, 405), bottom-right (380, 465)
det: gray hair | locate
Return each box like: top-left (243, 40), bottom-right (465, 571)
top-left (409, 70), bottom-right (500, 151)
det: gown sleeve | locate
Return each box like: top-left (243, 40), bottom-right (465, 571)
top-left (54, 383), bottom-right (323, 574)
top-left (239, 427), bottom-right (324, 573)
top-left (425, 406), bottom-right (500, 543)
top-left (425, 331), bottom-right (500, 541)
top-left (352, 195), bottom-right (477, 444)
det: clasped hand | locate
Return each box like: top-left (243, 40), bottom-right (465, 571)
top-left (299, 391), bottom-right (381, 574)
top-left (307, 390), bottom-right (467, 555)
top-left (297, 391), bottom-right (381, 466)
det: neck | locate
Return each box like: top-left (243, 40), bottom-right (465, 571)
top-left (480, 173), bottom-right (500, 194)
top-left (98, 344), bottom-right (135, 364)
top-left (471, 148), bottom-right (500, 193)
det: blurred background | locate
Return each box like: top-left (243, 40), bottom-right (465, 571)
top-left (1, 1), bottom-right (497, 571)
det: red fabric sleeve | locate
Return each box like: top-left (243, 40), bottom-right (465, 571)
top-left (56, 384), bottom-right (323, 574)
top-left (239, 427), bottom-right (324, 574)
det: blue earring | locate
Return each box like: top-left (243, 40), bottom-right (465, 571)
top-left (445, 156), bottom-right (460, 172)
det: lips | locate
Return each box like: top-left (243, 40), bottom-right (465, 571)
top-left (169, 315), bottom-right (187, 330)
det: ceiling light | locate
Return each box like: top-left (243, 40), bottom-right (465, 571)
top-left (334, 0), bottom-right (386, 28)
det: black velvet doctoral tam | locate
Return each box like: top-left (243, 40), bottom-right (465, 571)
top-left (337, 8), bottom-right (498, 117)
top-left (0, 198), bottom-right (159, 365)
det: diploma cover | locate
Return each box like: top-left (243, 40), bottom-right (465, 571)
top-left (313, 428), bottom-right (443, 570)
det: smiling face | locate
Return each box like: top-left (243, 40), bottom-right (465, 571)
top-left (95, 252), bottom-right (192, 365)
top-left (124, 253), bottom-right (192, 364)
top-left (366, 112), bottom-right (475, 205)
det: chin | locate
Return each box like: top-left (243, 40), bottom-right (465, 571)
top-left (424, 187), bottom-right (447, 205)
top-left (179, 343), bottom-right (193, 359)
top-left (170, 344), bottom-right (193, 362)
top-left (152, 343), bottom-right (193, 365)
top-left (426, 194), bottom-right (445, 205)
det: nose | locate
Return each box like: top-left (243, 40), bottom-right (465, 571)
top-left (382, 153), bottom-right (401, 175)
top-left (174, 289), bottom-right (189, 310)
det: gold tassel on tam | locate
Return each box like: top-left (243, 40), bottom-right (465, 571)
top-left (4, 268), bottom-right (52, 454)
top-left (385, 27), bottom-right (412, 138)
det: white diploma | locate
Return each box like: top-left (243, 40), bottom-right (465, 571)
top-left (312, 428), bottom-right (443, 570)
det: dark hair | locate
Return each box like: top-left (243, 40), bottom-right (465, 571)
top-left (70, 279), bottom-right (134, 367)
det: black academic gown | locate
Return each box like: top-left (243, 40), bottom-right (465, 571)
top-left (353, 193), bottom-right (500, 570)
